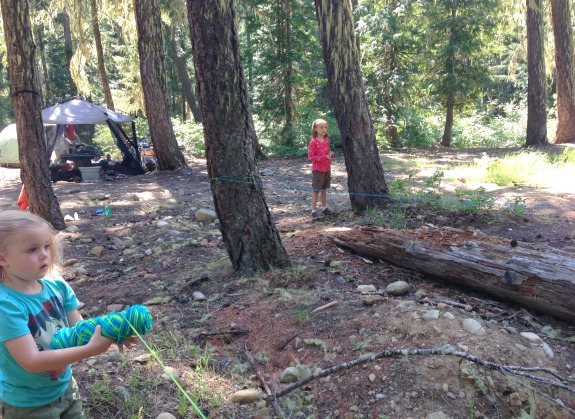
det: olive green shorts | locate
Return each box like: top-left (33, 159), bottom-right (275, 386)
top-left (0, 377), bottom-right (84, 419)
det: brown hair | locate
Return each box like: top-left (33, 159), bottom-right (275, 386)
top-left (0, 211), bottom-right (63, 279)
top-left (311, 118), bottom-right (328, 138)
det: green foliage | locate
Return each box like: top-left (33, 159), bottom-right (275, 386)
top-left (453, 187), bottom-right (496, 213)
top-left (552, 146), bottom-right (575, 165)
top-left (262, 112), bottom-right (341, 156)
top-left (484, 151), bottom-right (550, 186)
top-left (172, 119), bottom-right (206, 157)
top-left (293, 305), bottom-right (313, 324)
top-left (451, 104), bottom-right (527, 147)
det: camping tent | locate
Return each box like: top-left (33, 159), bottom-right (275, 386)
top-left (0, 123), bottom-right (18, 166)
top-left (42, 99), bottom-right (133, 125)
top-left (0, 100), bottom-right (145, 175)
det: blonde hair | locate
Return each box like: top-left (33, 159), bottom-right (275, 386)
top-left (0, 211), bottom-right (62, 279)
top-left (311, 118), bottom-right (328, 138)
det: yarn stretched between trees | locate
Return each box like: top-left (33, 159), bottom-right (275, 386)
top-left (50, 305), bottom-right (153, 349)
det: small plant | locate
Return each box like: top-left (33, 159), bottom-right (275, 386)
top-left (353, 337), bottom-right (372, 352)
top-left (453, 187), bottom-right (496, 213)
top-left (293, 305), bottom-right (313, 324)
top-left (424, 169), bottom-right (444, 189)
top-left (503, 196), bottom-right (527, 215)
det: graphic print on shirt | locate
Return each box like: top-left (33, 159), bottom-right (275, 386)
top-left (27, 296), bottom-right (68, 380)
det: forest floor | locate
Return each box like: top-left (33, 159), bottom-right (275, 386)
top-left (1, 146), bottom-right (574, 419)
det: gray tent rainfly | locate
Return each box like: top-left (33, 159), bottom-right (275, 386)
top-left (42, 99), bottom-right (145, 175)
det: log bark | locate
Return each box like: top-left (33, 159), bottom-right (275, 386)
top-left (327, 226), bottom-right (575, 322)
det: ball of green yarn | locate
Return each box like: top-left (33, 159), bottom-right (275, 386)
top-left (50, 305), bottom-right (153, 350)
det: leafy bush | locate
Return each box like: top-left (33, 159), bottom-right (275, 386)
top-left (384, 110), bottom-right (443, 148)
top-left (171, 119), bottom-right (206, 158)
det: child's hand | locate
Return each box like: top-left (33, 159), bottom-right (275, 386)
top-left (86, 325), bottom-right (114, 355)
top-left (117, 336), bottom-right (138, 353)
top-left (329, 151), bottom-right (335, 159)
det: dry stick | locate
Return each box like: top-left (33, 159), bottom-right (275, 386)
top-left (277, 333), bottom-right (298, 352)
top-left (265, 345), bottom-right (575, 406)
top-left (244, 349), bottom-right (285, 418)
top-left (311, 301), bottom-right (338, 314)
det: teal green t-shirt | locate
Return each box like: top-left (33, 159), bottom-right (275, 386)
top-left (0, 276), bottom-right (79, 407)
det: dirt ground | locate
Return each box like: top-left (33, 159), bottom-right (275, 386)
top-left (1, 147), bottom-right (574, 419)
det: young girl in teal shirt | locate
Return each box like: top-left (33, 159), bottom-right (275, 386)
top-left (0, 210), bottom-right (134, 418)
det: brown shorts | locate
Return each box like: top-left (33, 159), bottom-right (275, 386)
top-left (312, 170), bottom-right (331, 191)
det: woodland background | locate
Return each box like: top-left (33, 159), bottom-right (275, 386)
top-left (2, 1), bottom-right (575, 418)
top-left (1, 0), bottom-right (573, 153)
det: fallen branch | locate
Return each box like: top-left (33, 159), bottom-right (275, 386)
top-left (263, 345), bottom-right (575, 415)
top-left (276, 334), bottom-right (298, 352)
top-left (244, 349), bottom-right (284, 417)
top-left (311, 301), bottom-right (338, 314)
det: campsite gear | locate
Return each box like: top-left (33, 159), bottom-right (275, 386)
top-left (78, 166), bottom-right (101, 181)
top-left (17, 186), bottom-right (28, 210)
top-left (0, 124), bottom-right (68, 168)
top-left (2, 100), bottom-right (145, 176)
top-left (42, 100), bottom-right (145, 176)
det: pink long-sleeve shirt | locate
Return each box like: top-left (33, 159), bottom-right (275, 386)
top-left (308, 137), bottom-right (331, 172)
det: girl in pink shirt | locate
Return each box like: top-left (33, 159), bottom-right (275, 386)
top-left (308, 118), bottom-right (335, 220)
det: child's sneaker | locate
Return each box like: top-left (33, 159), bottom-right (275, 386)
top-left (311, 211), bottom-right (319, 221)
top-left (322, 208), bottom-right (335, 216)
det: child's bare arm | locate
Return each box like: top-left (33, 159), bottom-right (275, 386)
top-left (67, 308), bottom-right (83, 326)
top-left (4, 325), bottom-right (113, 373)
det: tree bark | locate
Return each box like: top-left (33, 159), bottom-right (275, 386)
top-left (327, 226), bottom-right (575, 322)
top-left (384, 0), bottom-right (400, 148)
top-left (168, 25), bottom-right (202, 123)
top-left (187, 0), bottom-right (290, 276)
top-left (440, 94), bottom-right (454, 147)
top-left (91, 0), bottom-right (114, 111)
top-left (1, 0), bottom-right (65, 229)
top-left (134, 0), bottom-right (187, 171)
top-left (282, 0), bottom-right (294, 146)
top-left (61, 11), bottom-right (78, 97)
top-left (440, 3), bottom-right (457, 148)
top-left (314, 0), bottom-right (389, 211)
top-left (525, 0), bottom-right (548, 147)
top-left (550, 0), bottom-right (575, 144)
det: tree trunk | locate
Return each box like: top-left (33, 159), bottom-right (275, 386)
top-left (384, 0), bottom-right (400, 148)
top-left (187, 0), bottom-right (290, 276)
top-left (168, 25), bottom-right (202, 123)
top-left (525, 0), bottom-right (548, 147)
top-left (283, 0), bottom-right (294, 147)
top-left (440, 4), bottom-right (457, 148)
top-left (314, 0), bottom-right (389, 211)
top-left (440, 94), bottom-right (454, 147)
top-left (61, 11), bottom-right (78, 97)
top-left (327, 226), bottom-right (575, 323)
top-left (91, 0), bottom-right (114, 111)
top-left (550, 0), bottom-right (575, 144)
top-left (34, 26), bottom-right (50, 103)
top-left (1, 0), bottom-right (65, 230)
top-left (134, 0), bottom-right (187, 171)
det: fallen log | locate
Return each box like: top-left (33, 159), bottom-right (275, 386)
top-left (326, 226), bottom-right (575, 322)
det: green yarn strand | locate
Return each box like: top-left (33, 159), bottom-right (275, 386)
top-left (50, 305), bottom-right (153, 349)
